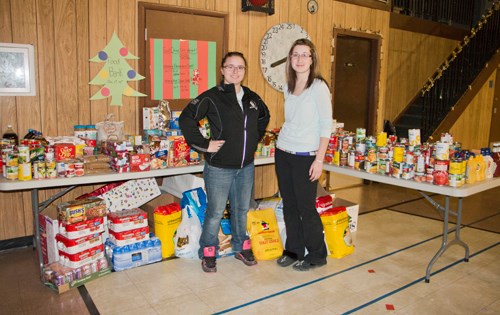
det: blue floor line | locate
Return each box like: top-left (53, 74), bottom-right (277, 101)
top-left (211, 232), bottom-right (443, 315)
top-left (213, 240), bottom-right (499, 315)
top-left (341, 241), bottom-right (499, 315)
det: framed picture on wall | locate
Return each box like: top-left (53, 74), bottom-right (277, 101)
top-left (0, 43), bottom-right (36, 96)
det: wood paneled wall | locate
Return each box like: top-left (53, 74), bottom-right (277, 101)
top-left (384, 29), bottom-right (458, 121)
top-left (450, 70), bottom-right (497, 149)
top-left (0, 0), bottom-right (490, 241)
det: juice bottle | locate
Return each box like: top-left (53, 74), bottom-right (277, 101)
top-left (2, 125), bottom-right (19, 145)
top-left (465, 156), bottom-right (477, 184)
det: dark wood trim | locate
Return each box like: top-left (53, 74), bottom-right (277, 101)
top-left (335, 0), bottom-right (391, 12)
top-left (390, 13), bottom-right (469, 40)
top-left (429, 49), bottom-right (500, 141)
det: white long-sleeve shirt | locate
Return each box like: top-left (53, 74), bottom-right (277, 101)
top-left (277, 79), bottom-right (332, 153)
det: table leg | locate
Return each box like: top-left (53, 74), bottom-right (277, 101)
top-left (424, 196), bottom-right (470, 282)
top-left (31, 188), bottom-right (44, 280)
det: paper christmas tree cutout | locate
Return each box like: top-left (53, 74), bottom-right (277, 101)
top-left (89, 32), bottom-right (146, 105)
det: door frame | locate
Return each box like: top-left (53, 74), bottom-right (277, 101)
top-left (137, 3), bottom-right (229, 129)
top-left (331, 28), bottom-right (382, 135)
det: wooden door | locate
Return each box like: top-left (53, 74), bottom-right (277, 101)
top-left (331, 31), bottom-right (380, 136)
top-left (138, 3), bottom-right (228, 128)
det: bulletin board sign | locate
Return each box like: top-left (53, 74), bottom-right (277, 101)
top-left (0, 43), bottom-right (36, 96)
top-left (150, 38), bottom-right (217, 100)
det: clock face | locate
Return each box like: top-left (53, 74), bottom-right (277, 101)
top-left (260, 23), bottom-right (309, 92)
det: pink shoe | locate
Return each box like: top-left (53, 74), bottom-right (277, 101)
top-left (201, 246), bottom-right (216, 272)
top-left (235, 240), bottom-right (257, 266)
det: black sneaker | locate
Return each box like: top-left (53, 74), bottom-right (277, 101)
top-left (276, 255), bottom-right (297, 267)
top-left (235, 250), bottom-right (257, 266)
top-left (201, 256), bottom-right (217, 272)
top-left (292, 260), bottom-right (326, 271)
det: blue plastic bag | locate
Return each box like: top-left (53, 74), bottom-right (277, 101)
top-left (180, 187), bottom-right (207, 225)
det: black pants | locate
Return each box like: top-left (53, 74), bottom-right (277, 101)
top-left (275, 149), bottom-right (327, 264)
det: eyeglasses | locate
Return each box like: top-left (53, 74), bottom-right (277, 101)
top-left (290, 53), bottom-right (312, 59)
top-left (223, 65), bottom-right (246, 72)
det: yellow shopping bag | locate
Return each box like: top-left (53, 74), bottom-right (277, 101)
top-left (320, 206), bottom-right (354, 258)
top-left (247, 208), bottom-right (283, 260)
top-left (154, 203), bottom-right (182, 259)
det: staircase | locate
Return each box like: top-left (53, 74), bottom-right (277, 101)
top-left (393, 1), bottom-right (500, 142)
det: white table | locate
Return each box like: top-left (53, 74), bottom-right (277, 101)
top-left (0, 157), bottom-right (275, 277)
top-left (323, 163), bottom-right (500, 282)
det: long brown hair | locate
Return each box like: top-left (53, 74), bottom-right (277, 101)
top-left (285, 38), bottom-right (326, 93)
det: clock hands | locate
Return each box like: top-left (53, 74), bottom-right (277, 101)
top-left (270, 57), bottom-right (287, 68)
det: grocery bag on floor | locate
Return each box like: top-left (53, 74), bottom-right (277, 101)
top-left (247, 208), bottom-right (283, 260)
top-left (320, 206), bottom-right (354, 258)
top-left (174, 204), bottom-right (202, 259)
top-left (154, 203), bottom-right (182, 259)
top-left (180, 187), bottom-right (207, 225)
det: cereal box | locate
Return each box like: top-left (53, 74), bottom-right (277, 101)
top-left (168, 136), bottom-right (190, 167)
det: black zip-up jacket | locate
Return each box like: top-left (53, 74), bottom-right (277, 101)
top-left (179, 83), bottom-right (270, 169)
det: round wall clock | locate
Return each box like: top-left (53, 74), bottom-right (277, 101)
top-left (259, 23), bottom-right (309, 92)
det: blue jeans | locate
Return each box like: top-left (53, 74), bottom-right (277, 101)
top-left (198, 162), bottom-right (255, 258)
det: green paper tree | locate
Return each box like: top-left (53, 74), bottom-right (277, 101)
top-left (89, 32), bottom-right (146, 106)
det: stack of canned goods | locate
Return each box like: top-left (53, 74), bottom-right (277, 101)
top-left (325, 130), bottom-right (483, 187)
top-left (0, 139), bottom-right (88, 181)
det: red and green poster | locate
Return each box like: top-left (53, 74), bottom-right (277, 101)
top-left (150, 39), bottom-right (216, 100)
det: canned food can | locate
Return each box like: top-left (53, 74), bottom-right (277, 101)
top-left (365, 136), bottom-right (376, 150)
top-left (376, 132), bottom-right (387, 147)
top-left (356, 128), bottom-right (366, 142)
top-left (435, 142), bottom-right (450, 160)
top-left (416, 154), bottom-right (425, 173)
top-left (365, 160), bottom-right (377, 174)
top-left (392, 162), bottom-right (402, 178)
top-left (6, 152), bottom-right (18, 167)
top-left (393, 145), bottom-right (405, 163)
top-left (339, 150), bottom-right (348, 167)
top-left (377, 159), bottom-right (387, 174)
top-left (333, 150), bottom-right (340, 166)
top-left (33, 161), bottom-right (46, 179)
top-left (44, 151), bottom-right (55, 161)
top-left (448, 174), bottom-right (463, 187)
top-left (65, 161), bottom-right (75, 177)
top-left (405, 152), bottom-right (415, 164)
top-left (56, 161), bottom-right (66, 178)
top-left (6, 166), bottom-right (18, 180)
top-left (408, 129), bottom-right (421, 146)
top-left (434, 159), bottom-right (449, 172)
top-left (367, 148), bottom-right (377, 162)
top-left (433, 170), bottom-right (449, 186)
top-left (17, 145), bottom-right (30, 164)
top-left (347, 150), bottom-right (355, 168)
top-left (46, 160), bottom-right (57, 179)
top-left (449, 159), bottom-right (462, 175)
top-left (18, 163), bottom-right (32, 181)
top-left (377, 146), bottom-right (388, 160)
top-left (74, 161), bottom-right (84, 177)
top-left (402, 163), bottom-right (414, 180)
top-left (355, 142), bottom-right (366, 154)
